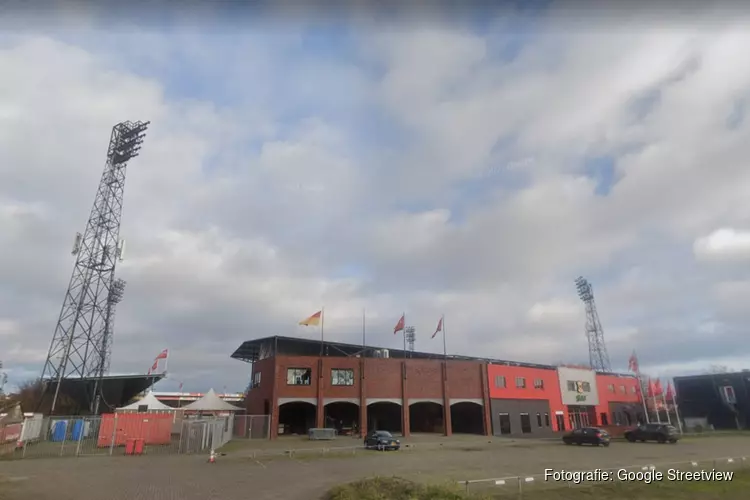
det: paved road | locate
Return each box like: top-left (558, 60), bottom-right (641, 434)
top-left (1, 436), bottom-right (748, 500)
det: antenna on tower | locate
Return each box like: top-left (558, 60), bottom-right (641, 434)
top-left (40, 120), bottom-right (149, 415)
top-left (575, 276), bottom-right (612, 372)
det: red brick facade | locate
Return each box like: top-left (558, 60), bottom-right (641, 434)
top-left (246, 355), bottom-right (491, 439)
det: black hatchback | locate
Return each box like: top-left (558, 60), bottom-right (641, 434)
top-left (562, 427), bottom-right (611, 447)
top-left (624, 423), bottom-right (679, 444)
top-left (364, 430), bottom-right (401, 451)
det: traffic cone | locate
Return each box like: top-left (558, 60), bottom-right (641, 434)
top-left (208, 449), bottom-right (216, 463)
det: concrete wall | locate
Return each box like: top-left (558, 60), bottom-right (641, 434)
top-left (489, 398), bottom-right (555, 437)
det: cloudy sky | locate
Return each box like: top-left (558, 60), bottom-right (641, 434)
top-left (2, 1), bottom-right (750, 393)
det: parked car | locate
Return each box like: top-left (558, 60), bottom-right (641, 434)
top-left (624, 423), bottom-right (679, 444)
top-left (364, 430), bottom-right (401, 450)
top-left (562, 427), bottom-right (611, 447)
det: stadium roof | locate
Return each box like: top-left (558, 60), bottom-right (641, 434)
top-left (44, 373), bottom-right (165, 414)
top-left (231, 335), bottom-right (561, 370)
top-left (231, 336), bottom-right (635, 378)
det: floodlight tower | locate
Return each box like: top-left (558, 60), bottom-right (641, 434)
top-left (41, 120), bottom-right (149, 414)
top-left (404, 326), bottom-right (416, 355)
top-left (575, 276), bottom-right (612, 372)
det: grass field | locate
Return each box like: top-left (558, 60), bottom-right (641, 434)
top-left (326, 469), bottom-right (750, 499)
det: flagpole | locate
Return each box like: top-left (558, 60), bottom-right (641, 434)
top-left (671, 380), bottom-right (684, 434)
top-left (164, 351), bottom-right (169, 375)
top-left (651, 379), bottom-right (662, 423)
top-left (320, 307), bottom-right (325, 356)
top-left (402, 312), bottom-right (406, 356)
top-left (442, 314), bottom-right (447, 359)
top-left (661, 378), bottom-right (672, 425)
top-left (633, 351), bottom-right (650, 423)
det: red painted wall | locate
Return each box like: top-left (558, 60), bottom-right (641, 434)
top-left (595, 373), bottom-right (642, 425)
top-left (486, 364), bottom-right (566, 431)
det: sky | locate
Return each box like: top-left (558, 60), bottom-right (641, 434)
top-left (2, 1), bottom-right (750, 393)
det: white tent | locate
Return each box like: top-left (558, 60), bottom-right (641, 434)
top-left (181, 389), bottom-right (243, 412)
top-left (117, 391), bottom-right (175, 412)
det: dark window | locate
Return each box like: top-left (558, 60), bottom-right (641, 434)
top-left (520, 413), bottom-right (532, 433)
top-left (567, 381), bottom-right (576, 391)
top-left (331, 369), bottom-right (354, 386)
top-left (533, 379), bottom-right (544, 389)
top-left (498, 413), bottom-right (511, 435)
top-left (251, 371), bottom-right (261, 388)
top-left (582, 382), bottom-right (591, 392)
top-left (600, 413), bottom-right (609, 426)
top-left (287, 368), bottom-right (312, 385)
top-left (516, 377), bottom-right (526, 389)
top-left (494, 375), bottom-right (506, 388)
top-left (536, 413), bottom-right (542, 427)
top-left (544, 413), bottom-right (550, 427)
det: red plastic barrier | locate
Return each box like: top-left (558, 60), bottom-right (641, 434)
top-left (97, 413), bottom-right (172, 448)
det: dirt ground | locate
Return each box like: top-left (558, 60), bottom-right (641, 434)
top-left (1, 435), bottom-right (748, 500)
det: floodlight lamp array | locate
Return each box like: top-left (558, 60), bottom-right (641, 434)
top-left (110, 121), bottom-right (150, 165)
top-left (575, 276), bottom-right (592, 302)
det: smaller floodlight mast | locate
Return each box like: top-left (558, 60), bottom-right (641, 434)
top-left (575, 276), bottom-right (612, 372)
top-left (404, 326), bottom-right (416, 355)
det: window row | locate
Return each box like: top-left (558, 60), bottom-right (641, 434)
top-left (494, 375), bottom-right (544, 390)
top-left (286, 368), bottom-right (355, 386)
top-left (607, 384), bottom-right (637, 394)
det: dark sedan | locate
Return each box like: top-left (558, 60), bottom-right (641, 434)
top-left (562, 427), bottom-right (611, 447)
top-left (624, 424), bottom-right (679, 444)
top-left (364, 430), bottom-right (401, 451)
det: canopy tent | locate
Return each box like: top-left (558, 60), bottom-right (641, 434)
top-left (117, 391), bottom-right (175, 412)
top-left (181, 389), bottom-right (243, 412)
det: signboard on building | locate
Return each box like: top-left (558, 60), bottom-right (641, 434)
top-left (557, 366), bottom-right (599, 406)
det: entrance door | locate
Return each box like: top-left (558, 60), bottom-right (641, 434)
top-left (555, 414), bottom-right (565, 432)
top-left (520, 413), bottom-right (532, 434)
top-left (498, 413), bottom-right (511, 435)
top-left (569, 409), bottom-right (589, 429)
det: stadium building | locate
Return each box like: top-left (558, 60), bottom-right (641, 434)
top-left (233, 336), bottom-right (644, 439)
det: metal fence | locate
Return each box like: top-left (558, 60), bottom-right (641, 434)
top-left (459, 455), bottom-right (748, 496)
top-left (1, 414), bottom-right (237, 460)
top-left (232, 414), bottom-right (271, 440)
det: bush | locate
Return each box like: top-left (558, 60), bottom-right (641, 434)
top-left (324, 477), bottom-right (484, 500)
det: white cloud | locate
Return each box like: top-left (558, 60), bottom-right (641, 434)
top-left (694, 229), bottom-right (750, 260)
top-left (2, 9), bottom-right (750, 393)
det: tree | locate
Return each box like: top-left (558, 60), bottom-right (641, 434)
top-left (3, 379), bottom-right (78, 415)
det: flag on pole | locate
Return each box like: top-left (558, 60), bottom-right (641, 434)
top-left (393, 314), bottom-right (405, 334)
top-left (148, 349), bottom-right (168, 375)
top-left (178, 381), bottom-right (184, 391)
top-left (628, 352), bottom-right (639, 373)
top-left (665, 381), bottom-right (675, 402)
top-left (432, 317), bottom-right (443, 339)
top-left (647, 378), bottom-right (656, 398)
top-left (299, 311), bottom-right (322, 326)
top-left (654, 379), bottom-right (664, 396)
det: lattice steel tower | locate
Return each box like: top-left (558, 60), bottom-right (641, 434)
top-left (41, 121), bottom-right (149, 414)
top-left (575, 276), bottom-right (612, 372)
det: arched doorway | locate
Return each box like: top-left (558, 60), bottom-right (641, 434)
top-left (278, 401), bottom-right (316, 436)
top-left (409, 401), bottom-right (443, 433)
top-left (324, 401), bottom-right (360, 435)
top-left (450, 402), bottom-right (484, 434)
top-left (367, 402), bottom-right (402, 434)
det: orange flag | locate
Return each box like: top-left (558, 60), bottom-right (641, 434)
top-left (299, 311), bottom-right (322, 326)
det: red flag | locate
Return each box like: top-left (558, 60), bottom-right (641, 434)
top-left (432, 317), bottom-right (443, 339)
top-left (665, 382), bottom-right (675, 401)
top-left (156, 349), bottom-right (168, 360)
top-left (393, 314), bottom-right (405, 334)
top-left (654, 379), bottom-right (664, 396)
top-left (647, 378), bottom-right (656, 397)
top-left (628, 352), bottom-right (639, 373)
